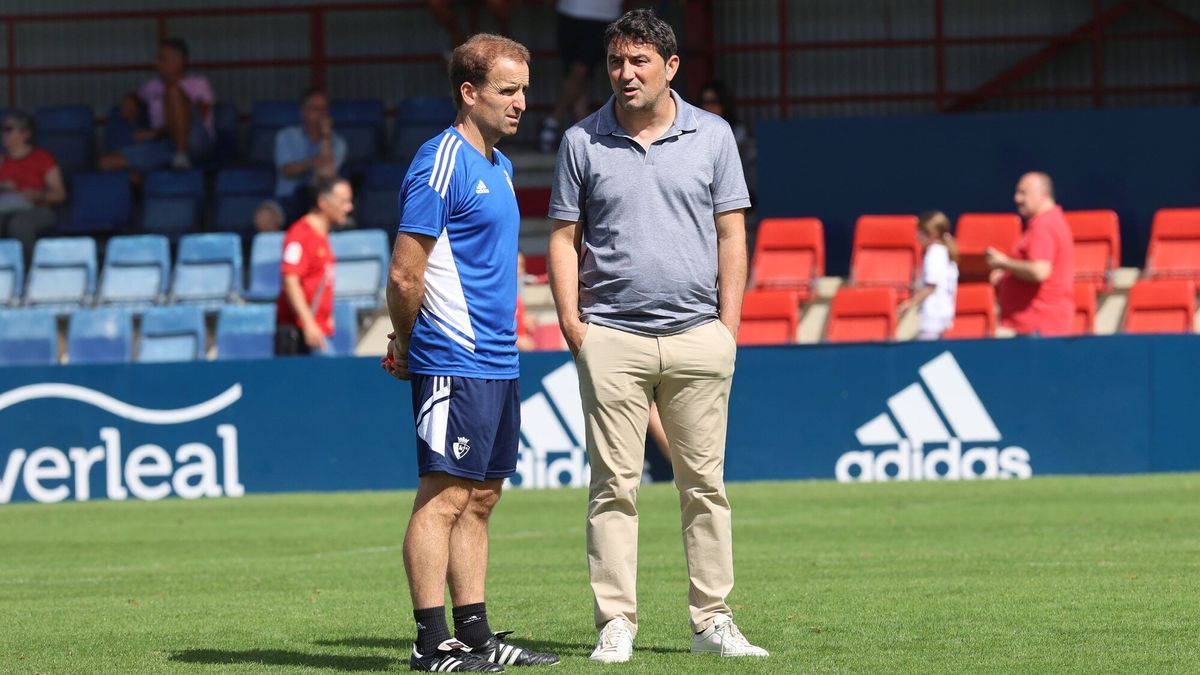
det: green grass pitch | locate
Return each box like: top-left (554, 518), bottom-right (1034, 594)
top-left (2, 474), bottom-right (1199, 673)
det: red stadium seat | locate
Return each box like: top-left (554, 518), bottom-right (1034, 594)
top-left (1073, 281), bottom-right (1097, 336)
top-left (739, 289), bottom-right (800, 345)
top-left (1065, 210), bottom-right (1120, 292)
top-left (850, 215), bottom-right (920, 301)
top-left (826, 287), bottom-right (897, 343)
top-left (532, 323), bottom-right (565, 351)
top-left (523, 254), bottom-right (548, 283)
top-left (515, 186), bottom-right (552, 218)
top-left (750, 218), bottom-right (824, 300)
top-left (942, 283), bottom-right (996, 339)
top-left (1145, 208), bottom-right (1200, 282)
top-left (1123, 279), bottom-right (1195, 334)
top-left (955, 213), bottom-right (1022, 283)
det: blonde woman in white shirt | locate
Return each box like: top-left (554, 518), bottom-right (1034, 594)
top-left (899, 211), bottom-right (959, 340)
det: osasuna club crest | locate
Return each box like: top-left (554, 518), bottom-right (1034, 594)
top-left (452, 436), bottom-right (471, 460)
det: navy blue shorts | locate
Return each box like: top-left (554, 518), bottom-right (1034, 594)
top-left (410, 374), bottom-right (521, 482)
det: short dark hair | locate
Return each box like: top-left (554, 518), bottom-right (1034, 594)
top-left (604, 9), bottom-right (677, 62)
top-left (160, 37), bottom-right (189, 62)
top-left (3, 109), bottom-right (34, 135)
top-left (447, 33), bottom-right (531, 109)
top-left (312, 176), bottom-right (349, 203)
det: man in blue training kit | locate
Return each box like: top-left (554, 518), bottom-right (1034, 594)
top-left (381, 33), bottom-right (559, 673)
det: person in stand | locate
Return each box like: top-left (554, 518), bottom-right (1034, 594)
top-left (898, 210), bottom-right (960, 340)
top-left (0, 110), bottom-right (66, 261)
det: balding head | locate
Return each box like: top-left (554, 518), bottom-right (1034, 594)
top-left (1015, 171), bottom-right (1056, 219)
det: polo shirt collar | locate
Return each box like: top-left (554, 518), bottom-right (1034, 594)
top-left (596, 89), bottom-right (699, 139)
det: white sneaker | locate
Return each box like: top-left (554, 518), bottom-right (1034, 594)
top-left (590, 617), bottom-right (633, 663)
top-left (691, 615), bottom-right (769, 657)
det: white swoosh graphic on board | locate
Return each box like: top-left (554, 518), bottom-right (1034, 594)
top-left (0, 383), bottom-right (242, 424)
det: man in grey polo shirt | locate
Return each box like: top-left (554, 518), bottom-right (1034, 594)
top-left (547, 8), bottom-right (768, 664)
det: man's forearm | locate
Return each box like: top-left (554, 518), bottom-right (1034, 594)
top-left (386, 274), bottom-right (424, 345)
top-left (1002, 258), bottom-right (1050, 283)
top-left (282, 276), bottom-right (317, 328)
top-left (548, 220), bottom-right (582, 327)
top-left (716, 212), bottom-right (748, 330)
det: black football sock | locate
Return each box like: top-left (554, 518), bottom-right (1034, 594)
top-left (452, 602), bottom-right (493, 647)
top-left (414, 606), bottom-right (451, 655)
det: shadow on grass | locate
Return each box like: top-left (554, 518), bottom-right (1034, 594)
top-left (315, 636), bottom-right (595, 658)
top-left (169, 649), bottom-right (397, 671)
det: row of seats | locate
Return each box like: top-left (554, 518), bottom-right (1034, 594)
top-left (0, 302), bottom-right (359, 366)
top-left (4, 97), bottom-right (456, 176)
top-left (55, 163), bottom-right (409, 239)
top-left (749, 208), bottom-right (1200, 301)
top-left (0, 230), bottom-right (389, 312)
top-left (738, 278), bottom-right (1197, 345)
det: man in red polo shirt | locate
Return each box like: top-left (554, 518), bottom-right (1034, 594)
top-left (986, 171), bottom-right (1075, 337)
top-left (275, 176), bottom-right (353, 355)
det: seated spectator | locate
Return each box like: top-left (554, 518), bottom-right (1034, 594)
top-left (254, 200), bottom-right (286, 234)
top-left (274, 89), bottom-right (347, 220)
top-left (0, 110), bottom-right (67, 260)
top-left (100, 38), bottom-right (214, 173)
top-left (538, 0), bottom-right (623, 153)
top-left (987, 171), bottom-right (1075, 337)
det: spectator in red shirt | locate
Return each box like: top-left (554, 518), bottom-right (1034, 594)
top-left (275, 176), bottom-right (354, 356)
top-left (0, 110), bottom-right (67, 261)
top-left (986, 171), bottom-right (1075, 337)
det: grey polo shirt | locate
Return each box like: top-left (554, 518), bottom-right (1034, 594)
top-left (549, 89), bottom-right (751, 336)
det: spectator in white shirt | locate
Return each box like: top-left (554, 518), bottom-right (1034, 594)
top-left (899, 210), bottom-right (959, 340)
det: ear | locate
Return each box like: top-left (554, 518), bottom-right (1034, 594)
top-left (664, 54), bottom-right (680, 83)
top-left (460, 81), bottom-right (478, 108)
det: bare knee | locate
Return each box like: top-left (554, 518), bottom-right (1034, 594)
top-left (412, 475), bottom-right (473, 526)
top-left (465, 484), bottom-right (502, 521)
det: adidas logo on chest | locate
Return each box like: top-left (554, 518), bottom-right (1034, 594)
top-left (475, 179), bottom-right (490, 194)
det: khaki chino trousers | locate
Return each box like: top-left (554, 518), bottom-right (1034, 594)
top-left (576, 319), bottom-right (737, 635)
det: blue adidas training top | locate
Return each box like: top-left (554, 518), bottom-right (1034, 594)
top-left (397, 127), bottom-right (520, 379)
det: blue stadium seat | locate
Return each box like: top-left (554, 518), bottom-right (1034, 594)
top-left (332, 98), bottom-right (385, 173)
top-left (214, 167), bottom-right (274, 237)
top-left (170, 233), bottom-right (243, 307)
top-left (216, 304), bottom-right (275, 360)
top-left (0, 308), bottom-right (58, 366)
top-left (137, 305), bottom-right (206, 363)
top-left (243, 231), bottom-right (285, 303)
top-left (211, 101), bottom-right (240, 166)
top-left (98, 235), bottom-right (170, 308)
top-left (330, 229), bottom-right (389, 312)
top-left (62, 171), bottom-right (132, 234)
top-left (325, 300), bottom-right (358, 357)
top-left (67, 307), bottom-right (133, 365)
top-left (38, 133), bottom-right (93, 177)
top-left (103, 104), bottom-right (141, 153)
top-left (141, 169), bottom-right (204, 239)
top-left (249, 100), bottom-right (300, 165)
top-left (36, 105), bottom-right (93, 134)
top-left (35, 105), bottom-right (94, 175)
top-left (394, 96), bottom-right (456, 161)
top-left (358, 161), bottom-right (409, 230)
top-left (339, 126), bottom-right (381, 176)
top-left (0, 239), bottom-right (24, 306)
top-left (25, 237), bottom-right (97, 309)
